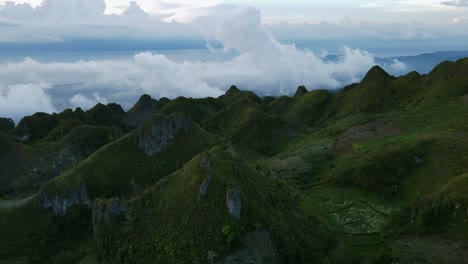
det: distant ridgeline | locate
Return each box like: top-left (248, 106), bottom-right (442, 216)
top-left (0, 58), bottom-right (467, 263)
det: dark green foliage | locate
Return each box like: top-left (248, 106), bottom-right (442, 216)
top-left (61, 125), bottom-right (118, 156)
top-left (86, 103), bottom-right (125, 128)
top-left (0, 117), bottom-right (15, 133)
top-left (45, 113), bottom-right (216, 199)
top-left (94, 147), bottom-right (332, 263)
top-left (323, 136), bottom-right (429, 196)
top-left (157, 96), bottom-right (225, 124)
top-left (219, 85), bottom-right (261, 105)
top-left (0, 197), bottom-right (93, 263)
top-left (285, 90), bottom-right (332, 126)
top-left (1, 59), bottom-right (468, 263)
top-left (0, 132), bottom-right (14, 159)
top-left (128, 94), bottom-right (158, 113)
top-left (14, 113), bottom-right (60, 143)
top-left (206, 98), bottom-right (290, 155)
top-left (294, 85), bottom-right (308, 98)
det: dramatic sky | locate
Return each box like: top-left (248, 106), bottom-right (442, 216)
top-left (0, 0), bottom-right (467, 121)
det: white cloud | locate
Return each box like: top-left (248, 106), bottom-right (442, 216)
top-left (0, 6), bottom-right (378, 121)
top-left (0, 0), bottom-right (199, 42)
top-left (0, 83), bottom-right (56, 122)
top-left (70, 93), bottom-right (108, 110)
top-left (451, 16), bottom-right (468, 24)
top-left (387, 59), bottom-right (408, 75)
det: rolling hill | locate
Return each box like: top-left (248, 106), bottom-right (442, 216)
top-left (0, 58), bottom-right (467, 263)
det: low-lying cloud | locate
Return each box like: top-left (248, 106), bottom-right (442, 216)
top-left (0, 83), bottom-right (57, 120)
top-left (0, 6), bottom-right (380, 122)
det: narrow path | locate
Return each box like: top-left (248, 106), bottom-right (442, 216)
top-left (0, 195), bottom-right (35, 209)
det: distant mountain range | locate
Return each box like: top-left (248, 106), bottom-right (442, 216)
top-left (377, 50), bottom-right (468, 75)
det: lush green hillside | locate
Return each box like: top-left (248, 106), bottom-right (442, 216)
top-left (1, 59), bottom-right (467, 263)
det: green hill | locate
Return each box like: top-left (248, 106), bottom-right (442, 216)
top-left (1, 59), bottom-right (467, 263)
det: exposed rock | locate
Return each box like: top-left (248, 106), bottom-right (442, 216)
top-left (200, 155), bottom-right (211, 168)
top-left (19, 134), bottom-right (30, 143)
top-left (199, 175), bottom-right (212, 198)
top-left (92, 198), bottom-right (126, 235)
top-left (413, 156), bottom-right (424, 164)
top-left (124, 94), bottom-right (164, 128)
top-left (137, 114), bottom-right (193, 157)
top-left (411, 207), bottom-right (418, 224)
top-left (226, 185), bottom-right (241, 219)
top-left (48, 149), bottom-right (81, 178)
top-left (40, 183), bottom-right (89, 216)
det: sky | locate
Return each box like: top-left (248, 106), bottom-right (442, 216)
top-left (0, 0), bottom-right (467, 122)
top-left (2, 0), bottom-right (467, 23)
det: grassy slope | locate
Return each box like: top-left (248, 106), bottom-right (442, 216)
top-left (45, 115), bottom-right (216, 199)
top-left (95, 147), bottom-right (332, 264)
top-left (1, 59), bottom-right (467, 263)
top-left (0, 126), bottom-right (118, 198)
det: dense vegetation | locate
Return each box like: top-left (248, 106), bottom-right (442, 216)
top-left (0, 58), bottom-right (467, 263)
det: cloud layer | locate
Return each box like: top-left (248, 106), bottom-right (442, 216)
top-left (0, 6), bottom-right (379, 122)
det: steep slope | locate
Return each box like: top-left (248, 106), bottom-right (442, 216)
top-left (157, 96), bottom-right (225, 125)
top-left (94, 147), bottom-right (332, 263)
top-left (0, 125), bottom-right (119, 197)
top-left (206, 98), bottom-right (291, 156)
top-left (1, 58), bottom-right (467, 263)
top-left (424, 58), bottom-right (468, 99)
top-left (0, 117), bottom-right (14, 133)
top-left (124, 94), bottom-right (169, 128)
top-left (41, 113), bottom-right (216, 202)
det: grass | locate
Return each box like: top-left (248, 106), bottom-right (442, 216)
top-left (93, 147), bottom-right (333, 263)
top-left (1, 59), bottom-right (467, 263)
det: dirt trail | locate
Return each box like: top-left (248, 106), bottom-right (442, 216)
top-left (0, 195), bottom-right (35, 209)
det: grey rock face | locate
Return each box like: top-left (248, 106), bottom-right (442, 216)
top-left (199, 175), bottom-right (212, 198)
top-left (92, 198), bottom-right (126, 235)
top-left (200, 155), bottom-right (210, 168)
top-left (138, 114), bottom-right (193, 157)
top-left (49, 149), bottom-right (81, 178)
top-left (226, 185), bottom-right (241, 219)
top-left (40, 183), bottom-right (89, 216)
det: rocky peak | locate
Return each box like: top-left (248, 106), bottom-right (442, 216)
top-left (294, 86), bottom-right (308, 98)
top-left (360, 65), bottom-right (393, 87)
top-left (225, 85), bottom-right (241, 97)
top-left (128, 94), bottom-right (158, 114)
top-left (137, 114), bottom-right (193, 157)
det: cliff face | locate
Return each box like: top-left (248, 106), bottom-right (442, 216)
top-left (137, 114), bottom-right (193, 157)
top-left (226, 185), bottom-right (241, 219)
top-left (40, 183), bottom-right (89, 216)
top-left (92, 198), bottom-right (126, 236)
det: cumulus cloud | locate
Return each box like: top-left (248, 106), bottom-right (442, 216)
top-left (441, 0), bottom-right (468, 7)
top-left (0, 0), bottom-right (199, 42)
top-left (0, 6), bottom-right (378, 121)
top-left (70, 93), bottom-right (108, 110)
top-left (385, 59), bottom-right (408, 76)
top-left (0, 83), bottom-right (56, 122)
